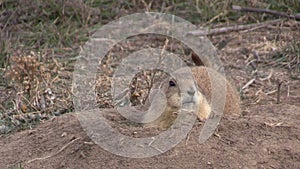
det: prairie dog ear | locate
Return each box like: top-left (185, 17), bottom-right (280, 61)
top-left (191, 52), bottom-right (204, 66)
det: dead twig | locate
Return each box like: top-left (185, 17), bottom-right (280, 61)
top-left (0, 104), bottom-right (6, 112)
top-left (242, 78), bottom-right (255, 90)
top-left (232, 5), bottom-right (300, 20)
top-left (259, 69), bottom-right (273, 81)
top-left (213, 133), bottom-right (233, 145)
top-left (266, 90), bottom-right (277, 95)
top-left (264, 122), bottom-right (284, 127)
top-left (27, 137), bottom-right (81, 164)
top-left (188, 19), bottom-right (282, 36)
top-left (142, 38), bottom-right (169, 105)
top-left (277, 80), bottom-right (283, 104)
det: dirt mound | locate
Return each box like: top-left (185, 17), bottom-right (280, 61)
top-left (1, 102), bottom-right (299, 169)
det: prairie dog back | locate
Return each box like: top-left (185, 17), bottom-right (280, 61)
top-left (190, 67), bottom-right (241, 117)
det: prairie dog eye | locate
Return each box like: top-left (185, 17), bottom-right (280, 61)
top-left (169, 80), bottom-right (176, 87)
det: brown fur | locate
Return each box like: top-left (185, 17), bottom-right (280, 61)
top-left (144, 66), bottom-right (241, 129)
top-left (191, 67), bottom-right (241, 117)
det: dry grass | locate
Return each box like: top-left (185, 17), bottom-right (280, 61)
top-left (1, 52), bottom-right (73, 132)
top-left (270, 40), bottom-right (300, 78)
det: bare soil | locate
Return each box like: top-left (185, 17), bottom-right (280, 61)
top-left (1, 26), bottom-right (300, 169)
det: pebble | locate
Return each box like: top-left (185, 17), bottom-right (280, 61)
top-left (61, 132), bottom-right (67, 137)
top-left (249, 159), bottom-right (257, 166)
top-left (0, 125), bottom-right (7, 134)
top-left (53, 111), bottom-right (61, 116)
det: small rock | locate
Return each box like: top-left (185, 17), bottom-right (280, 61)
top-left (61, 132), bottom-right (67, 137)
top-left (249, 159), bottom-right (257, 166)
top-left (28, 130), bottom-right (36, 135)
top-left (80, 151), bottom-right (86, 158)
top-left (40, 114), bottom-right (49, 120)
top-left (53, 111), bottom-right (61, 116)
top-left (0, 125), bottom-right (7, 134)
top-left (27, 113), bottom-right (36, 121)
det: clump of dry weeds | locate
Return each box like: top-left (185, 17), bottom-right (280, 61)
top-left (1, 52), bottom-right (72, 132)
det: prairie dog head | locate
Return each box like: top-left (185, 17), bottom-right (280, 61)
top-left (160, 67), bottom-right (204, 112)
top-left (143, 67), bottom-right (204, 129)
top-left (157, 67), bottom-right (212, 122)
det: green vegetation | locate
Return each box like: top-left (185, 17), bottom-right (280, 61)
top-left (7, 162), bottom-right (23, 169)
top-left (272, 40), bottom-right (300, 76)
top-left (1, 0), bottom-right (299, 67)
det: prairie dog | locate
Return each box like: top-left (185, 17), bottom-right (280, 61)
top-left (144, 66), bottom-right (241, 129)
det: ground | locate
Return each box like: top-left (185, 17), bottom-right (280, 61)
top-left (1, 104), bottom-right (300, 168)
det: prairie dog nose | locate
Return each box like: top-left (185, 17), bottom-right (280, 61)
top-left (187, 87), bottom-right (196, 96)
